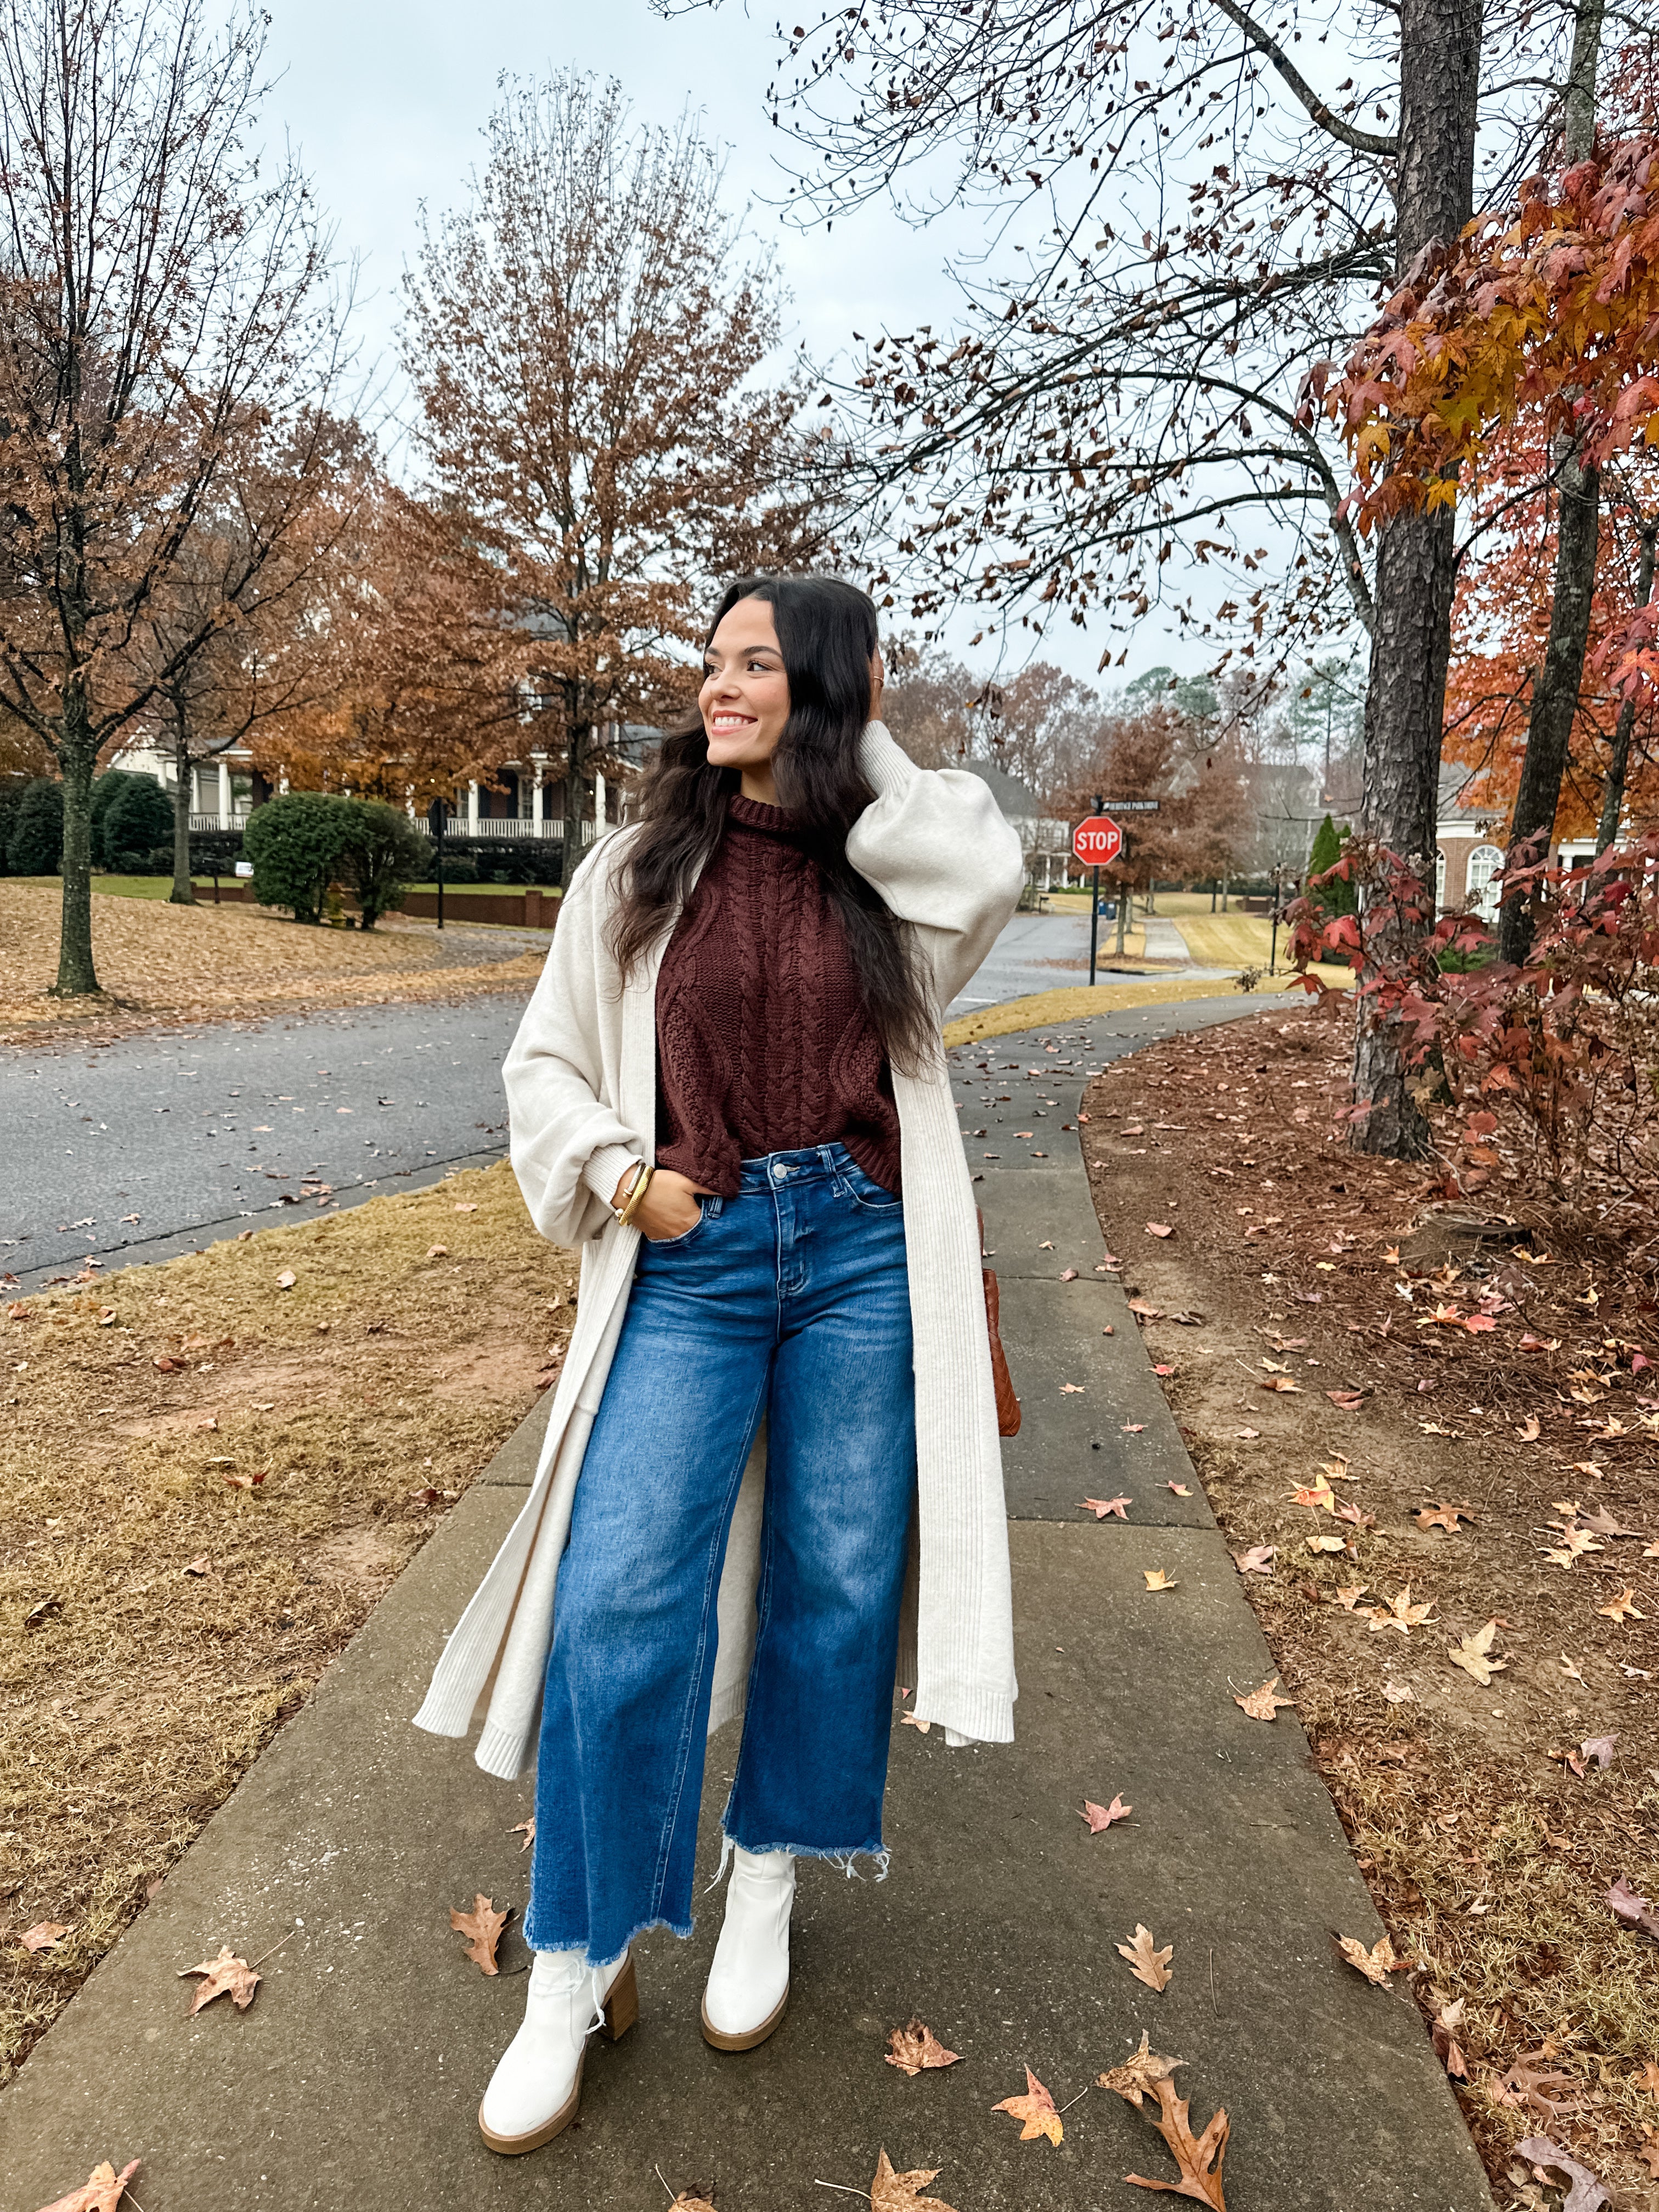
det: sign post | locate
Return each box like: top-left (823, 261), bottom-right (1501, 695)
top-left (1073, 802), bottom-right (1124, 985)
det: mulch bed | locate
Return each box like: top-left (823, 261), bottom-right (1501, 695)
top-left (1082, 1003), bottom-right (1659, 2206)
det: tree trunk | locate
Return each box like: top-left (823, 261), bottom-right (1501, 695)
top-left (1350, 0), bottom-right (1483, 1158)
top-left (1495, 0), bottom-right (1607, 956)
top-left (170, 718), bottom-right (196, 905)
top-left (1496, 447), bottom-right (1601, 961)
top-left (53, 678), bottom-right (100, 996)
top-left (561, 721), bottom-right (590, 891)
top-left (1595, 519), bottom-right (1656, 854)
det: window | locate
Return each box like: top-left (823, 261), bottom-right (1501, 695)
top-left (1466, 843), bottom-right (1503, 921)
top-left (1435, 849), bottom-right (1446, 909)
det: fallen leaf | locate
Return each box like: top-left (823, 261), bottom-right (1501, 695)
top-left (178, 1945), bottom-right (261, 2015)
top-left (1448, 1621), bottom-right (1507, 1686)
top-left (1598, 1587), bottom-right (1645, 1622)
top-left (1234, 1678), bottom-right (1294, 1722)
top-left (885, 2017), bottom-right (962, 2075)
top-left (1578, 1504), bottom-right (1643, 1538)
top-left (1098, 2030), bottom-right (1182, 2106)
top-left (994, 2064), bottom-right (1064, 2145)
top-left (1306, 1534), bottom-right (1348, 1554)
top-left (1517, 1415), bottom-right (1541, 1441)
top-left (1232, 1544), bottom-right (1275, 1575)
top-left (1080, 1496), bottom-right (1131, 1520)
top-left (1335, 1582), bottom-right (1370, 1610)
top-left (425, 1243), bottom-right (449, 1259)
top-left (183, 1555), bottom-right (211, 1576)
top-left (509, 1818), bottom-right (535, 1853)
top-left (274, 1270), bottom-right (296, 1290)
top-left (1381, 1681), bottom-right (1414, 1704)
top-left (1578, 1733), bottom-right (1617, 1770)
top-left (1636, 2059), bottom-right (1659, 2097)
top-left (19, 1921), bottom-right (70, 1952)
top-left (667, 2192), bottom-right (719, 2212)
top-left (1060, 1383), bottom-right (1085, 1395)
top-left (1118, 1923), bottom-right (1174, 1993)
top-left (1123, 1421), bottom-right (1146, 1433)
top-left (1416, 1501), bottom-right (1476, 1533)
top-left (97, 1307), bottom-right (117, 1327)
top-left (1143, 1568), bottom-right (1177, 1592)
top-left (900, 1712), bottom-right (932, 1734)
top-left (1514, 2135), bottom-right (1610, 2212)
top-left (23, 1595), bottom-right (62, 1630)
top-left (1060, 1267), bottom-right (1079, 1282)
top-left (453, 1201), bottom-right (478, 1212)
top-left (1166, 1480), bottom-right (1191, 1496)
top-left (1338, 1933), bottom-right (1404, 1986)
top-left (152, 1354), bottom-right (183, 1373)
top-left (1368, 1585), bottom-right (1435, 1635)
top-left (1080, 1795), bottom-right (1132, 1832)
top-left (1234, 1427), bottom-right (1260, 1439)
top-left (449, 1894), bottom-right (511, 1975)
top-left (30, 2160), bottom-right (143, 2212)
top-left (870, 2149), bottom-right (961, 2211)
top-left (1259, 1375), bottom-right (1302, 1393)
top-left (1609, 1877), bottom-right (1659, 1939)
top-left (1496, 2057), bottom-right (1585, 2121)
top-left (1560, 1654), bottom-right (1584, 1681)
top-left (1146, 1222), bottom-right (1174, 1239)
top-left (1430, 1994), bottom-right (1468, 2079)
top-left (222, 1471), bottom-right (265, 1490)
top-left (1127, 1297), bottom-right (1164, 1321)
top-left (1290, 1474), bottom-right (1336, 1511)
top-left (1326, 1389), bottom-right (1367, 1410)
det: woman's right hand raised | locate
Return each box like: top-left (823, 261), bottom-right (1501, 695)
top-left (612, 1165), bottom-right (714, 1242)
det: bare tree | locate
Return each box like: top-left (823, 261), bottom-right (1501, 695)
top-left (0, 0), bottom-right (348, 993)
top-left (403, 72), bottom-right (816, 888)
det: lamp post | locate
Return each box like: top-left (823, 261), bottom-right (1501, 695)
top-left (428, 797), bottom-right (447, 930)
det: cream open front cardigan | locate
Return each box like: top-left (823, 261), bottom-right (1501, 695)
top-left (413, 723), bottom-right (1026, 1779)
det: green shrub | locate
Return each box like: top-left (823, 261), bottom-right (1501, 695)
top-left (7, 777), bottom-right (63, 875)
top-left (0, 775), bottom-right (31, 873)
top-left (101, 773), bottom-right (173, 872)
top-left (433, 853), bottom-right (479, 884)
top-left (338, 800), bottom-right (429, 929)
top-left (1306, 814), bottom-right (1357, 918)
top-left (243, 792), bottom-right (355, 923)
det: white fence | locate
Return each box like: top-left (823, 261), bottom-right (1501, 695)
top-left (190, 811), bottom-right (597, 844)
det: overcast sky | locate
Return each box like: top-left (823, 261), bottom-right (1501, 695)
top-left (259, 0), bottom-right (1215, 685)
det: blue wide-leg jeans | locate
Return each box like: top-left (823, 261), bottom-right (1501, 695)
top-left (524, 1143), bottom-right (917, 1967)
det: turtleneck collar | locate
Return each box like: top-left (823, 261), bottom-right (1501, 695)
top-left (728, 793), bottom-right (798, 838)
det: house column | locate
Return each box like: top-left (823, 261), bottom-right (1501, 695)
top-left (217, 759), bottom-right (233, 825)
top-left (467, 781), bottom-right (479, 834)
top-left (531, 755), bottom-right (545, 835)
top-left (594, 770), bottom-right (606, 840)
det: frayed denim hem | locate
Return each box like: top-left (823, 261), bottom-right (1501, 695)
top-left (707, 1829), bottom-right (890, 1891)
top-left (520, 1908), bottom-right (693, 1972)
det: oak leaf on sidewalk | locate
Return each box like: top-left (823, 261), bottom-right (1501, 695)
top-left (1118, 1923), bottom-right (1174, 1991)
top-left (178, 1945), bottom-right (261, 2014)
top-left (885, 2018), bottom-right (962, 2075)
top-left (31, 2162), bottom-right (142, 2212)
top-left (450, 1894), bottom-right (511, 1974)
top-left (1098, 2032), bottom-right (1229, 2207)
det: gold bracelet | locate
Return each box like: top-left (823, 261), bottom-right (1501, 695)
top-left (617, 1162), bottom-right (654, 1229)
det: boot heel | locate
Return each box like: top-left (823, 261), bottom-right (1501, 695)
top-left (600, 1952), bottom-right (637, 2041)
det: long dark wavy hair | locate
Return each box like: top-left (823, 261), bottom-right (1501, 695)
top-left (608, 573), bottom-right (934, 1075)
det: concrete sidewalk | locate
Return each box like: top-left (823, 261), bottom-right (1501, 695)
top-left (2, 999), bottom-right (1494, 2211)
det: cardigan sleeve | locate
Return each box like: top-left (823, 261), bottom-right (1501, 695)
top-left (845, 721), bottom-right (1026, 1007)
top-left (503, 854), bottom-right (650, 1249)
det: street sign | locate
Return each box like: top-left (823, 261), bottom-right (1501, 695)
top-left (1097, 799), bottom-right (1160, 813)
top-left (1073, 814), bottom-right (1124, 867)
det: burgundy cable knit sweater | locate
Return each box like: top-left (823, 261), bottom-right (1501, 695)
top-left (654, 794), bottom-right (901, 1198)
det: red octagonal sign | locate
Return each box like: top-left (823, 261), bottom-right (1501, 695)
top-left (1073, 814), bottom-right (1123, 867)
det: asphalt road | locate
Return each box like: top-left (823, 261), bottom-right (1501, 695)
top-left (4, 912), bottom-right (1229, 1290)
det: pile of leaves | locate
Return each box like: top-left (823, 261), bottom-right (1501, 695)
top-left (1082, 1006), bottom-right (1659, 2204)
top-left (1, 1158), bottom-right (573, 2081)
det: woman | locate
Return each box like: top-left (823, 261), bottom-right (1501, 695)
top-left (413, 573), bottom-right (1025, 2154)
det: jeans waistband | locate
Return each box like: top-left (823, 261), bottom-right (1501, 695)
top-left (737, 1143), bottom-right (855, 1189)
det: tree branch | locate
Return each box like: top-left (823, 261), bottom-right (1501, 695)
top-left (1209, 0), bottom-right (1401, 157)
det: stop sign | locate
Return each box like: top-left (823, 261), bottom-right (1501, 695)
top-left (1073, 814), bottom-right (1123, 867)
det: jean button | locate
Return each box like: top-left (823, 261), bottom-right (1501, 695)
top-left (773, 1163), bottom-right (788, 1181)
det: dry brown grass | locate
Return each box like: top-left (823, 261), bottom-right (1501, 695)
top-left (0, 1156), bottom-right (575, 2081)
top-left (0, 880), bottom-right (546, 1039)
top-left (1083, 1007), bottom-right (1659, 2204)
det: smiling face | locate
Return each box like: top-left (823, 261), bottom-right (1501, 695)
top-left (699, 596), bottom-right (791, 803)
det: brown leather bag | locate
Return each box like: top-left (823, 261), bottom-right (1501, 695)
top-left (978, 1210), bottom-right (1022, 1437)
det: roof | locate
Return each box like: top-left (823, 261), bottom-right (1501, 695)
top-left (959, 757), bottom-right (1046, 821)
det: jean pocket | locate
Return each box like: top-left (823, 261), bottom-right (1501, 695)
top-left (840, 1163), bottom-right (901, 1212)
top-left (641, 1198), bottom-right (714, 1250)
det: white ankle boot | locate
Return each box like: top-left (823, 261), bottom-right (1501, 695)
top-left (701, 1846), bottom-right (794, 2051)
top-left (478, 1945), bottom-right (637, 2153)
